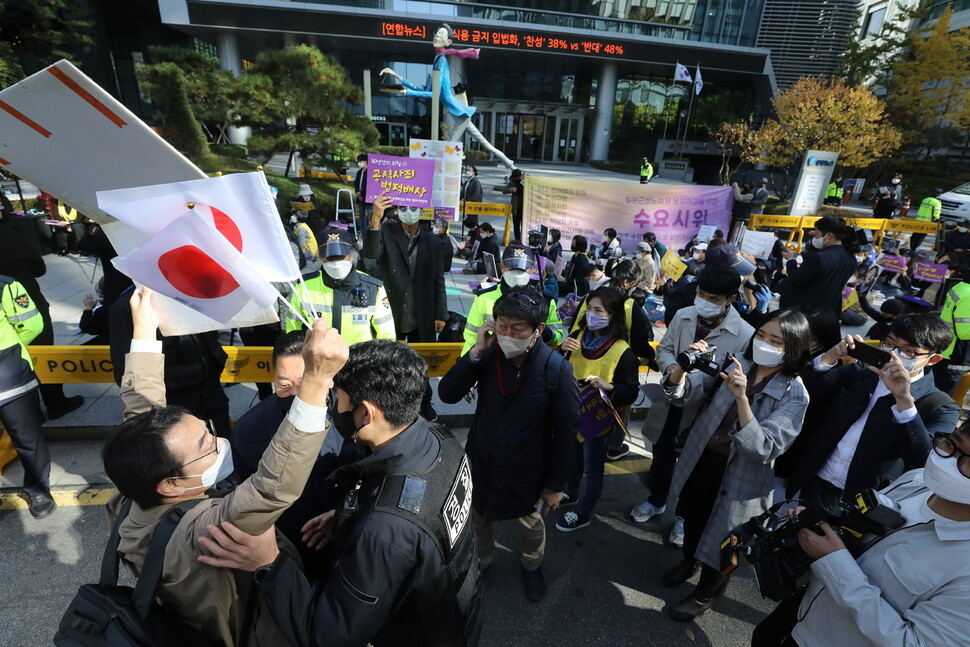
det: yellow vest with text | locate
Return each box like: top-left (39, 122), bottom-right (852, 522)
top-left (941, 281), bottom-right (970, 360)
top-left (570, 296), bottom-right (642, 356)
top-left (916, 197), bottom-right (942, 222)
top-left (0, 277), bottom-right (44, 403)
top-left (285, 272), bottom-right (396, 344)
top-left (461, 285), bottom-right (565, 355)
top-left (568, 333), bottom-right (630, 385)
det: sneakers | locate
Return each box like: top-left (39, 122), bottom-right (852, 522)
top-left (558, 492), bottom-right (578, 507)
top-left (630, 500), bottom-right (665, 523)
top-left (606, 443), bottom-right (630, 461)
top-left (29, 491), bottom-right (57, 520)
top-left (522, 566), bottom-right (545, 602)
top-left (668, 516), bottom-right (685, 548)
top-left (556, 511), bottom-right (591, 532)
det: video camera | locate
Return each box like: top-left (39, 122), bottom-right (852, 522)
top-left (676, 346), bottom-right (734, 378)
top-left (719, 486), bottom-right (905, 601)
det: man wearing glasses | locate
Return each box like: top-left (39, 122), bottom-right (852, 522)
top-left (786, 313), bottom-right (961, 503)
top-left (753, 418), bottom-right (970, 646)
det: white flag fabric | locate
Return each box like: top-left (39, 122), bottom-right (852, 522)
top-left (674, 63), bottom-right (693, 84)
top-left (97, 172), bottom-right (299, 283)
top-left (112, 210), bottom-right (280, 324)
top-left (694, 65), bottom-right (704, 95)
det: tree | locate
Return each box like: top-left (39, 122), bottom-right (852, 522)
top-left (839, 1), bottom-right (930, 87)
top-left (0, 0), bottom-right (94, 86)
top-left (889, 8), bottom-right (970, 159)
top-left (137, 62), bottom-right (210, 158)
top-left (234, 45), bottom-right (379, 169)
top-left (729, 77), bottom-right (901, 200)
top-left (712, 119), bottom-right (757, 185)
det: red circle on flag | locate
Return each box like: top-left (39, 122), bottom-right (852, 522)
top-left (158, 245), bottom-right (240, 299)
top-left (208, 205), bottom-right (243, 252)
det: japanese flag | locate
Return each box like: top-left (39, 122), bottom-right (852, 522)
top-left (674, 63), bottom-right (693, 84)
top-left (112, 209), bottom-right (280, 324)
top-left (97, 172), bottom-right (299, 282)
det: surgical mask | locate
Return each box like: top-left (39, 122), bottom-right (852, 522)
top-left (752, 339), bottom-right (785, 367)
top-left (399, 209), bottom-right (421, 225)
top-left (959, 227), bottom-right (969, 233)
top-left (922, 450), bottom-right (970, 504)
top-left (889, 348), bottom-right (924, 374)
top-left (497, 331), bottom-right (537, 359)
top-left (502, 269), bottom-right (531, 287)
top-left (289, 215), bottom-right (297, 224)
top-left (586, 311), bottom-right (611, 330)
top-left (891, 178), bottom-right (901, 185)
top-left (323, 260), bottom-right (353, 280)
top-left (692, 252), bottom-right (703, 261)
top-left (181, 438), bottom-right (234, 490)
top-left (547, 236), bottom-right (553, 245)
top-left (332, 407), bottom-right (362, 442)
top-left (693, 294), bottom-right (725, 319)
top-left (601, 235), bottom-right (609, 244)
top-left (811, 235), bottom-right (825, 249)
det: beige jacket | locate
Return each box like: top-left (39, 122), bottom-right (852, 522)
top-left (106, 351), bottom-right (328, 646)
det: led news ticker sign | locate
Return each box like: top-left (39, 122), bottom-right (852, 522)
top-left (380, 22), bottom-right (626, 57)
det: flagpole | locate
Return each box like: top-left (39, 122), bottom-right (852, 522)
top-left (680, 75), bottom-right (696, 160)
top-left (281, 282), bottom-right (315, 328)
top-left (660, 83), bottom-right (672, 163)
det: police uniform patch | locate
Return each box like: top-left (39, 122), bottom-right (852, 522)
top-left (382, 296), bottom-right (390, 309)
top-left (442, 456), bottom-right (472, 548)
top-left (14, 294), bottom-right (30, 309)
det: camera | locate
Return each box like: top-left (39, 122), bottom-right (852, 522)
top-left (527, 230), bottom-right (545, 248)
top-left (719, 486), bottom-right (905, 601)
top-left (676, 346), bottom-right (734, 377)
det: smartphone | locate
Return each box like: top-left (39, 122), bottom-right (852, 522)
top-left (847, 342), bottom-right (892, 369)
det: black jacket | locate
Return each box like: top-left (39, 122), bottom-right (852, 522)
top-left (780, 245), bottom-right (857, 315)
top-left (438, 233), bottom-right (454, 273)
top-left (787, 363), bottom-right (961, 497)
top-left (0, 225), bottom-right (48, 312)
top-left (438, 342), bottom-right (580, 521)
top-left (364, 220), bottom-right (446, 341)
top-left (77, 222), bottom-right (133, 304)
top-left (255, 418), bottom-right (479, 647)
top-left (462, 176), bottom-right (482, 203)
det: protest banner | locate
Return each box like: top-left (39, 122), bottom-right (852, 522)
top-left (365, 154), bottom-right (434, 207)
top-left (0, 61), bottom-right (278, 335)
top-left (409, 139), bottom-right (462, 220)
top-left (876, 254), bottom-right (908, 273)
top-left (661, 248), bottom-right (688, 281)
top-left (914, 261), bottom-right (948, 284)
top-left (522, 175), bottom-right (732, 253)
top-left (740, 230), bottom-right (776, 259)
top-left (578, 383), bottom-right (628, 441)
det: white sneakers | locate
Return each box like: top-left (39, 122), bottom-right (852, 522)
top-left (630, 501), bottom-right (665, 523)
top-left (669, 516), bottom-right (685, 548)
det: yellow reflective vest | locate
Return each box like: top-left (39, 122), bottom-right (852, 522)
top-left (941, 281), bottom-right (970, 362)
top-left (285, 270), bottom-right (396, 344)
top-left (0, 276), bottom-right (44, 405)
top-left (461, 284), bottom-right (565, 355)
top-left (916, 196), bottom-right (942, 222)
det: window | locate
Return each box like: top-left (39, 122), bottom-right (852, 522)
top-left (862, 6), bottom-right (886, 39)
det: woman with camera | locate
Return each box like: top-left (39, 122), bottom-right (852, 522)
top-left (555, 287), bottom-right (640, 532)
top-left (660, 308), bottom-right (812, 622)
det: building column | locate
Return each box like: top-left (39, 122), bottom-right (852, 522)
top-left (574, 115), bottom-right (585, 163)
top-left (589, 61), bottom-right (617, 162)
top-left (217, 32), bottom-right (251, 145)
top-left (551, 114), bottom-right (562, 162)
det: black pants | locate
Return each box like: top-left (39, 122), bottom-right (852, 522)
top-left (239, 323), bottom-right (280, 400)
top-left (34, 307), bottom-right (72, 411)
top-left (751, 587), bottom-right (806, 647)
top-left (909, 232), bottom-right (927, 250)
top-left (646, 404), bottom-right (684, 508)
top-left (512, 214), bottom-right (522, 244)
top-left (680, 448), bottom-right (728, 563)
top-left (0, 389), bottom-right (50, 496)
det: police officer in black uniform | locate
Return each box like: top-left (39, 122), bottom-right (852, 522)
top-left (198, 340), bottom-right (482, 647)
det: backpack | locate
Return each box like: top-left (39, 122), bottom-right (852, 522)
top-left (54, 498), bottom-right (220, 647)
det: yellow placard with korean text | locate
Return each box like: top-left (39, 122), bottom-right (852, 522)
top-left (661, 248), bottom-right (687, 282)
top-left (461, 201), bottom-right (511, 217)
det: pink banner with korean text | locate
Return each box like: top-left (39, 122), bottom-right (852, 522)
top-left (523, 175), bottom-right (732, 253)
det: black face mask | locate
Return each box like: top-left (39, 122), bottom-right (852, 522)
top-left (332, 406), bottom-right (363, 442)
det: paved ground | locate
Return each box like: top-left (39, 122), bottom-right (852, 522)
top-left (0, 161), bottom-right (891, 646)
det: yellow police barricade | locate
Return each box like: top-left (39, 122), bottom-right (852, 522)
top-left (460, 201), bottom-right (514, 245)
top-left (0, 428), bottom-right (16, 475)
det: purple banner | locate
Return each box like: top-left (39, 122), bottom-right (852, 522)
top-left (578, 383), bottom-right (625, 441)
top-left (914, 261), bottom-right (947, 284)
top-left (365, 154), bottom-right (435, 207)
top-left (876, 254), bottom-right (908, 274)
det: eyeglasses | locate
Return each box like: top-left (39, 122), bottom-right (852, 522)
top-left (174, 420), bottom-right (219, 473)
top-left (932, 433), bottom-right (970, 480)
top-left (880, 339), bottom-right (932, 361)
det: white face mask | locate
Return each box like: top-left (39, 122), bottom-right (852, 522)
top-left (547, 236), bottom-right (553, 245)
top-left (502, 269), bottom-right (531, 287)
top-left (694, 294), bottom-right (725, 319)
top-left (497, 330), bottom-right (537, 359)
top-left (399, 209), bottom-right (421, 225)
top-left (959, 227), bottom-right (969, 233)
top-left (891, 178), bottom-right (901, 185)
top-left (923, 450), bottom-right (970, 504)
top-left (692, 252), bottom-right (703, 261)
top-left (601, 235), bottom-right (609, 244)
top-left (752, 339), bottom-right (785, 367)
top-left (181, 438), bottom-right (234, 490)
top-left (888, 347), bottom-right (925, 374)
top-left (289, 215), bottom-right (298, 224)
top-left (323, 260), bottom-right (353, 280)
top-left (811, 235), bottom-right (825, 249)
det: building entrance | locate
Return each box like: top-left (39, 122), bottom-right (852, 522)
top-left (470, 100), bottom-right (589, 164)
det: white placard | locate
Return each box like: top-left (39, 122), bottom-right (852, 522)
top-left (740, 230), bottom-right (776, 259)
top-left (697, 224), bottom-right (718, 242)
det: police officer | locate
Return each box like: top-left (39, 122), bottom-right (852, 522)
top-left (286, 224), bottom-right (396, 343)
top-left (934, 269), bottom-right (970, 395)
top-left (198, 340), bottom-right (482, 647)
top-left (462, 245), bottom-right (565, 355)
top-left (0, 274), bottom-right (55, 518)
top-left (910, 187), bottom-right (942, 250)
top-left (824, 176), bottom-right (844, 206)
top-left (640, 157), bottom-right (654, 184)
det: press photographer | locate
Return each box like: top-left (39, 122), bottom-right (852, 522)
top-left (752, 417), bottom-right (970, 647)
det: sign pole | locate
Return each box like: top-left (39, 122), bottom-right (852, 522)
top-left (431, 69), bottom-right (441, 141)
